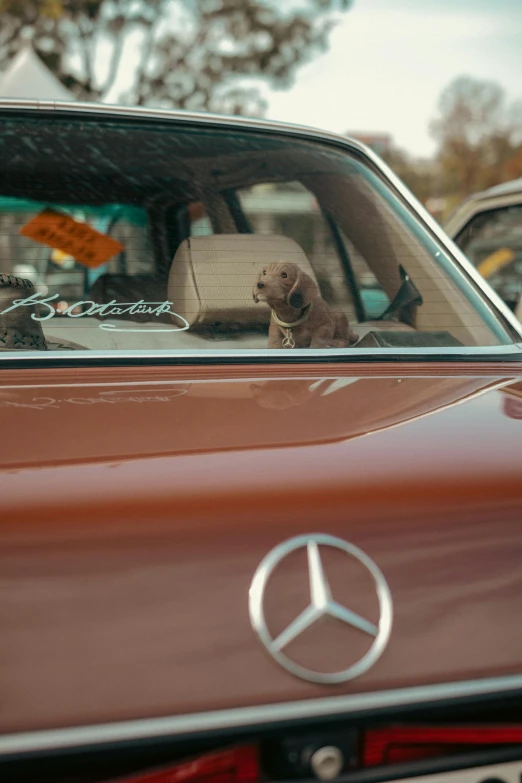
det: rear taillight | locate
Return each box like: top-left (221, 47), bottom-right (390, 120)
top-left (95, 726), bottom-right (522, 782)
top-left (107, 746), bottom-right (259, 783)
top-left (362, 726), bottom-right (522, 767)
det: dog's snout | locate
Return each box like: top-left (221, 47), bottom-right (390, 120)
top-left (257, 281), bottom-right (265, 289)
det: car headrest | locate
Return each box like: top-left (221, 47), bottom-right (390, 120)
top-left (168, 234), bottom-right (317, 330)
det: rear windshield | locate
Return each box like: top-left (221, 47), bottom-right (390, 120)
top-left (0, 114), bottom-right (511, 355)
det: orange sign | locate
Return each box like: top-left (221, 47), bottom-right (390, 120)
top-left (20, 209), bottom-right (124, 268)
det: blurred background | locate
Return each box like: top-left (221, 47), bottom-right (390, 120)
top-left (1, 0), bottom-right (521, 223)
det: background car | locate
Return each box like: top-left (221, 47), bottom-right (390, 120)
top-left (445, 178), bottom-right (522, 321)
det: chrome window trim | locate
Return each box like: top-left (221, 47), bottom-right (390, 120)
top-left (0, 344), bottom-right (522, 367)
top-left (1, 673), bottom-right (522, 756)
top-left (1, 98), bottom-right (521, 348)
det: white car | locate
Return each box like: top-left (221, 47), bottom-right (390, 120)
top-left (445, 178), bottom-right (522, 320)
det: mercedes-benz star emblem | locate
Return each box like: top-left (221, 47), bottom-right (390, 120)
top-left (249, 534), bottom-right (393, 684)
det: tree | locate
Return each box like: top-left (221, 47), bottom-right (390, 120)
top-left (379, 145), bottom-right (436, 207)
top-left (430, 76), bottom-right (522, 209)
top-left (0, 0), bottom-right (351, 114)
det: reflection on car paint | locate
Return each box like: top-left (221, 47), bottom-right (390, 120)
top-left (0, 386), bottom-right (191, 410)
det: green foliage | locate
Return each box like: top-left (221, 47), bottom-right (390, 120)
top-left (0, 0), bottom-right (351, 113)
top-left (379, 146), bottom-right (436, 207)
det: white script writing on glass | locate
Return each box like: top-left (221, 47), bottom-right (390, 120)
top-left (0, 292), bottom-right (189, 332)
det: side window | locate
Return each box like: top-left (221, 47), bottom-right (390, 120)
top-left (455, 204), bottom-right (522, 311)
top-left (339, 231), bottom-right (390, 320)
top-left (0, 198), bottom-right (51, 285)
top-left (104, 209), bottom-right (153, 276)
top-left (189, 202), bottom-right (213, 237)
top-left (237, 182), bottom-right (357, 321)
top-left (0, 197), bottom-right (155, 349)
top-left (237, 182), bottom-right (392, 322)
top-left (0, 198), bottom-right (152, 302)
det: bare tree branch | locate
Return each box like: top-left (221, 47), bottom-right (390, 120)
top-left (134, 15), bottom-right (163, 105)
top-left (78, 23), bottom-right (94, 92)
top-left (100, 31), bottom-right (125, 96)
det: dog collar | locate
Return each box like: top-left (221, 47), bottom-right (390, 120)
top-left (271, 302), bottom-right (313, 348)
top-left (271, 302), bottom-right (313, 329)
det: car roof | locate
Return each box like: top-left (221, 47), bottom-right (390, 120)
top-left (0, 97), bottom-right (371, 157)
top-left (444, 177), bottom-right (522, 232)
top-left (470, 177), bottom-right (522, 202)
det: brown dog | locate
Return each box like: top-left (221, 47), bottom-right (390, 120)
top-left (253, 262), bottom-right (357, 348)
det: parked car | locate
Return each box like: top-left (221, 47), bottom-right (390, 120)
top-left (445, 178), bottom-right (522, 320)
top-left (1, 101), bottom-right (522, 783)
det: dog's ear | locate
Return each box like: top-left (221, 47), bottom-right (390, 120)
top-left (288, 269), bottom-right (318, 309)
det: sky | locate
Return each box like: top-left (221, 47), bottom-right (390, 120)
top-left (7, 0), bottom-right (519, 161)
top-left (263, 0), bottom-right (522, 158)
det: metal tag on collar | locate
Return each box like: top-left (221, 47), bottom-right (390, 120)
top-left (282, 328), bottom-right (295, 348)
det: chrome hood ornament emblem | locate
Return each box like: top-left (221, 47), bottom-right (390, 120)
top-left (249, 534), bottom-right (393, 684)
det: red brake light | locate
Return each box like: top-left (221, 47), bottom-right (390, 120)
top-left (363, 726), bottom-right (522, 767)
top-left (107, 746), bottom-right (259, 783)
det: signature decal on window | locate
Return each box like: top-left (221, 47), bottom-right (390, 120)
top-left (0, 292), bottom-right (190, 332)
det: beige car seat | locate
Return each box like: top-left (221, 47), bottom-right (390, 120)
top-left (167, 233), bottom-right (415, 342)
top-left (167, 233), bottom-right (318, 332)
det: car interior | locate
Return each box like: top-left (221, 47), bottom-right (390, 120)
top-left (0, 116), bottom-right (509, 352)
